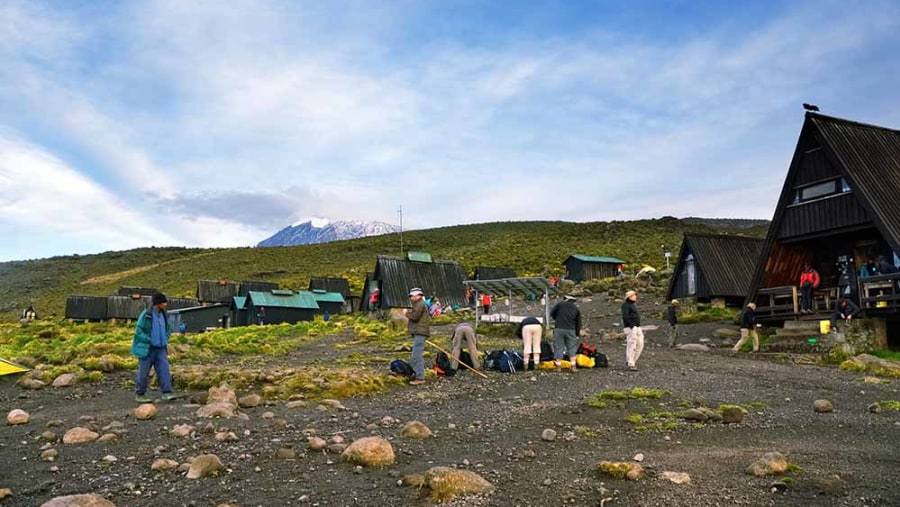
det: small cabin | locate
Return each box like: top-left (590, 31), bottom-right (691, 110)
top-left (238, 281), bottom-right (280, 298)
top-left (309, 289), bottom-right (345, 315)
top-left (197, 280), bottom-right (238, 304)
top-left (245, 290), bottom-right (319, 325)
top-left (667, 234), bottom-right (764, 306)
top-left (562, 255), bottom-right (626, 283)
top-left (364, 254), bottom-right (467, 309)
top-left (65, 296), bottom-right (108, 321)
top-left (169, 304), bottom-right (231, 333)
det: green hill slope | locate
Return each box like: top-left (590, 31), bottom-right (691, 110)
top-left (0, 218), bottom-right (768, 320)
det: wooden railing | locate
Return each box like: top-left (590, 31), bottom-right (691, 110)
top-left (861, 273), bottom-right (900, 311)
top-left (756, 286), bottom-right (798, 318)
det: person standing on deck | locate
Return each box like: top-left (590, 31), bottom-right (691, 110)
top-left (799, 265), bottom-right (820, 314)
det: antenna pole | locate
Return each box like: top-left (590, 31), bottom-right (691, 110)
top-left (398, 204), bottom-right (404, 256)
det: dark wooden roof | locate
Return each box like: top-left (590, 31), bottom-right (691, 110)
top-left (238, 281), bottom-right (279, 297)
top-left (197, 280), bottom-right (238, 303)
top-left (810, 113), bottom-right (900, 251)
top-left (473, 266), bottom-right (517, 280)
top-left (667, 234), bottom-right (764, 300)
top-left (373, 255), bottom-right (467, 309)
top-left (308, 277), bottom-right (351, 299)
top-left (117, 287), bottom-right (159, 297)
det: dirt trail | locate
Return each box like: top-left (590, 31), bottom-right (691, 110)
top-left (80, 252), bottom-right (218, 285)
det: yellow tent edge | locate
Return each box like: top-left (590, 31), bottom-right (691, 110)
top-left (0, 357), bottom-right (30, 376)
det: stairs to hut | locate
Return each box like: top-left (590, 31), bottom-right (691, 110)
top-left (770, 320), bottom-right (829, 353)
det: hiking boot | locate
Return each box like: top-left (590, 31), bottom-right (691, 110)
top-left (135, 394), bottom-right (153, 403)
top-left (409, 379), bottom-right (426, 386)
top-left (627, 365), bottom-right (638, 372)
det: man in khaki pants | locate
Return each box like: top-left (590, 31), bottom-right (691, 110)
top-left (621, 290), bottom-right (644, 371)
top-left (449, 322), bottom-right (481, 371)
top-left (733, 302), bottom-right (759, 353)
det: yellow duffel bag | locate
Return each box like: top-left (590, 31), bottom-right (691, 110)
top-left (575, 353), bottom-right (595, 368)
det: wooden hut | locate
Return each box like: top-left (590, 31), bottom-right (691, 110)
top-left (230, 297), bottom-right (249, 327)
top-left (562, 255), bottom-right (626, 283)
top-left (309, 277), bottom-right (351, 299)
top-left (65, 296), bottom-right (108, 321)
top-left (117, 287), bottom-right (159, 297)
top-left (309, 289), bottom-right (345, 315)
top-left (473, 266), bottom-right (517, 280)
top-left (747, 112), bottom-right (900, 332)
top-left (167, 297), bottom-right (202, 311)
top-left (197, 280), bottom-right (238, 304)
top-left (368, 254), bottom-right (467, 309)
top-left (169, 304), bottom-right (231, 333)
top-left (238, 281), bottom-right (280, 298)
top-left (666, 234), bottom-right (764, 306)
top-left (245, 290), bottom-right (319, 325)
top-left (106, 295), bottom-right (150, 320)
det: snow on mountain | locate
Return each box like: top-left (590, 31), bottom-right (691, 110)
top-left (258, 219), bottom-right (400, 247)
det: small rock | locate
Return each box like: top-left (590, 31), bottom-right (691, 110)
top-left (275, 446), bottom-right (296, 460)
top-left (320, 399), bottom-right (346, 410)
top-left (308, 437), bottom-right (328, 451)
top-left (186, 454), bottom-right (224, 479)
top-left (675, 344), bottom-right (710, 352)
top-left (523, 449), bottom-right (536, 458)
top-left (207, 383), bottom-right (238, 406)
top-left (424, 467), bottom-right (494, 501)
top-left (633, 453), bottom-right (644, 462)
top-left (151, 459), bottom-right (179, 472)
top-left (177, 463), bottom-right (192, 473)
top-left (661, 471), bottom-right (691, 484)
top-left (39, 493), bottom-right (116, 506)
top-left (341, 437), bottom-right (395, 467)
top-left (170, 424), bottom-right (195, 438)
top-left (597, 461), bottom-right (646, 480)
top-left (747, 452), bottom-right (789, 476)
top-left (215, 431), bottom-right (238, 442)
top-left (862, 376), bottom-right (882, 384)
top-left (869, 402), bottom-right (882, 414)
top-left (133, 403), bottom-right (157, 420)
top-left (7, 409), bottom-right (30, 425)
top-left (813, 400), bottom-right (834, 413)
top-left (402, 474), bottom-right (426, 487)
top-left (261, 412), bottom-right (275, 420)
top-left (541, 429), bottom-right (557, 442)
top-left (328, 443), bottom-right (348, 454)
top-left (770, 481), bottom-right (788, 493)
top-left (721, 407), bottom-right (745, 424)
top-left (238, 394), bottom-right (261, 408)
top-left (101, 455), bottom-right (117, 463)
top-left (19, 378), bottom-right (46, 390)
top-left (329, 434), bottom-right (345, 445)
top-left (41, 448), bottom-right (59, 461)
top-left (0, 488), bottom-right (11, 499)
top-left (101, 421), bottom-right (125, 432)
top-left (96, 433), bottom-right (118, 443)
top-left (401, 421), bottom-right (432, 439)
top-left (52, 373), bottom-right (77, 388)
top-left (196, 403), bottom-right (236, 419)
top-left (62, 427), bottom-right (100, 444)
top-left (286, 400), bottom-right (307, 409)
top-left (543, 478), bottom-right (552, 486)
top-left (680, 409), bottom-right (708, 422)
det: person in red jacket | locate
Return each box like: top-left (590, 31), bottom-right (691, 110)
top-left (799, 264), bottom-right (820, 314)
top-left (481, 293), bottom-right (492, 314)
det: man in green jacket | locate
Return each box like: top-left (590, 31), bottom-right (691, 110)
top-left (405, 287), bottom-right (430, 385)
top-left (131, 293), bottom-right (178, 402)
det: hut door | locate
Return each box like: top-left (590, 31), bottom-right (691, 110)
top-left (686, 255), bottom-right (696, 295)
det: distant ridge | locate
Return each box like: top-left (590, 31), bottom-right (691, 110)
top-left (681, 217), bottom-right (770, 230)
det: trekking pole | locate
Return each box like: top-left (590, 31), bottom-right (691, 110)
top-left (425, 340), bottom-right (489, 379)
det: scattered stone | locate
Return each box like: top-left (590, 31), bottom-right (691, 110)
top-left (41, 448), bottom-right (59, 461)
top-left (680, 409), bottom-right (709, 422)
top-left (320, 399), bottom-right (346, 411)
top-left (170, 424), bottom-right (195, 438)
top-left (0, 488), bottom-right (10, 499)
top-left (811, 474), bottom-right (846, 495)
top-left (747, 452), bottom-right (789, 476)
top-left (329, 434), bottom-right (345, 445)
top-left (286, 400), bottom-right (308, 409)
top-left (813, 400), bottom-right (834, 413)
top-left (328, 443), bottom-right (348, 454)
top-left (661, 471), bottom-right (692, 485)
top-left (424, 467), bottom-right (494, 502)
top-left (215, 431), bottom-right (238, 442)
top-left (308, 437), bottom-right (328, 451)
top-left (541, 429), bottom-right (557, 442)
top-left (196, 403), bottom-right (236, 419)
top-left (102, 422), bottom-right (125, 432)
top-left (42, 431), bottom-right (58, 441)
top-left (7, 409), bottom-right (30, 425)
top-left (134, 403), bottom-right (157, 420)
top-left (633, 453), bottom-right (644, 462)
top-left (769, 481), bottom-right (788, 493)
top-left (39, 494), bottom-right (116, 507)
top-left (676, 344), bottom-right (710, 352)
top-left (101, 455), bottom-right (117, 463)
top-left (523, 449), bottom-right (536, 458)
top-left (714, 328), bottom-right (741, 339)
top-left (62, 427), bottom-right (100, 444)
top-left (52, 373), bottom-right (77, 388)
top-left (401, 421), bottom-right (433, 439)
top-left (721, 407), bottom-right (745, 424)
top-left (19, 378), bottom-right (46, 390)
top-left (207, 383), bottom-right (238, 406)
top-left (275, 446), bottom-right (296, 460)
top-left (96, 434), bottom-right (118, 443)
top-left (46, 419), bottom-right (63, 428)
top-left (341, 437), bottom-right (395, 467)
top-left (151, 459), bottom-right (179, 472)
top-left (186, 454), bottom-right (224, 479)
top-left (238, 394), bottom-right (261, 408)
top-left (597, 461), bottom-right (645, 480)
top-left (403, 473), bottom-right (426, 487)
top-left (863, 376), bottom-right (883, 384)
top-left (261, 412), bottom-right (275, 420)
top-left (869, 402), bottom-right (882, 414)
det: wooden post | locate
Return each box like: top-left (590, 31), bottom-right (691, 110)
top-left (791, 286), bottom-right (799, 315)
top-left (544, 287), bottom-right (551, 332)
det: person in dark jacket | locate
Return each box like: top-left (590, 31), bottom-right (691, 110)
top-left (405, 288), bottom-right (430, 385)
top-left (831, 298), bottom-right (859, 327)
top-left (131, 293), bottom-right (178, 402)
top-left (732, 302), bottom-right (759, 353)
top-left (550, 295), bottom-right (582, 371)
top-left (621, 290), bottom-right (643, 371)
top-left (516, 316), bottom-right (544, 370)
top-left (666, 299), bottom-right (679, 348)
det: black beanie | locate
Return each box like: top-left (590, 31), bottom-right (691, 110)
top-left (151, 293), bottom-right (168, 306)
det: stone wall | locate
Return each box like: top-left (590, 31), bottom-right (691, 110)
top-left (830, 318), bottom-right (888, 355)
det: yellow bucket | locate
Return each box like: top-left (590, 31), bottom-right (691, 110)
top-left (819, 320), bottom-right (831, 334)
top-left (877, 301), bottom-right (888, 308)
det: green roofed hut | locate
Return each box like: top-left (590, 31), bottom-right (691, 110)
top-left (563, 254), bottom-right (627, 283)
top-left (245, 290), bottom-right (319, 325)
top-left (309, 289), bottom-right (345, 315)
top-left (230, 296), bottom-right (248, 327)
top-left (169, 304), bottom-right (231, 333)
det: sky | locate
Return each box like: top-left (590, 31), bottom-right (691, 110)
top-left (2, 0), bottom-right (900, 261)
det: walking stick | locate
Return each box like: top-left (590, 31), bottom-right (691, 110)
top-left (425, 340), bottom-right (489, 379)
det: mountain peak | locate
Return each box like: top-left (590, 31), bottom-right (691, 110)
top-left (258, 219), bottom-right (399, 247)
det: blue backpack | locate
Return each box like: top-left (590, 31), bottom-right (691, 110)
top-left (486, 350), bottom-right (524, 373)
top-left (390, 359), bottom-right (415, 379)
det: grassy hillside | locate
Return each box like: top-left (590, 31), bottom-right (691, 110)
top-left (0, 218), bottom-right (768, 321)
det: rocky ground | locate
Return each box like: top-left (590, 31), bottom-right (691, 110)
top-left (3, 296), bottom-right (900, 507)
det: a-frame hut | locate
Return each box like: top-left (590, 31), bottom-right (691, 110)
top-left (666, 234), bottom-right (764, 306)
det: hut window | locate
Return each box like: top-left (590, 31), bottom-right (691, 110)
top-left (686, 254), bottom-right (696, 295)
top-left (791, 178), bottom-right (850, 204)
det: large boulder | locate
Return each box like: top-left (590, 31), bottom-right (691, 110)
top-left (747, 452), bottom-right (788, 476)
top-left (62, 427), bottom-right (100, 444)
top-left (680, 409), bottom-right (709, 422)
top-left (424, 466), bottom-right (494, 502)
top-left (186, 454), bottom-right (224, 479)
top-left (197, 383), bottom-right (238, 418)
top-left (400, 421), bottom-right (432, 439)
top-left (7, 409), bottom-right (30, 425)
top-left (341, 437), bottom-right (395, 467)
top-left (40, 494), bottom-right (116, 507)
top-left (207, 383), bottom-right (238, 406)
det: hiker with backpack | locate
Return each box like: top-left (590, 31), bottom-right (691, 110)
top-left (449, 322), bottom-right (481, 372)
top-left (131, 293), bottom-right (180, 402)
top-left (515, 316), bottom-right (543, 371)
top-left (550, 295), bottom-right (582, 372)
top-left (622, 290), bottom-right (643, 371)
top-left (405, 287), bottom-right (430, 385)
